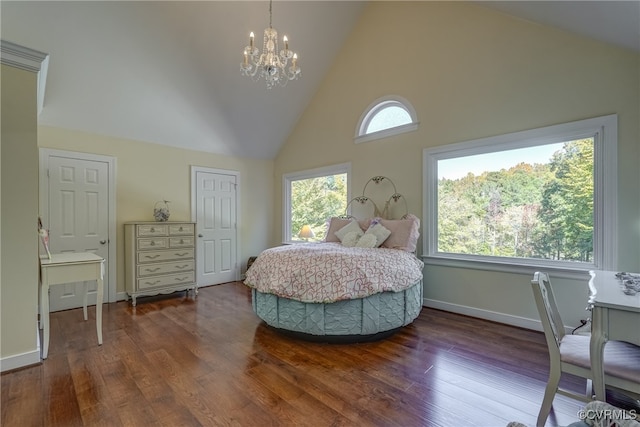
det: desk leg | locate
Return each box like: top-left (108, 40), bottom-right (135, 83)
top-left (590, 306), bottom-right (607, 401)
top-left (96, 267), bottom-right (103, 346)
top-left (83, 282), bottom-right (89, 321)
top-left (41, 278), bottom-right (50, 359)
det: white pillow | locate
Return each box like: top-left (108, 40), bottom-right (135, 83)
top-left (355, 233), bottom-right (378, 248)
top-left (341, 231), bottom-right (361, 247)
top-left (364, 223), bottom-right (391, 247)
top-left (335, 220), bottom-right (364, 242)
top-left (324, 217), bottom-right (372, 242)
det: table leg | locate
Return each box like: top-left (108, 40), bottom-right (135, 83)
top-left (41, 278), bottom-right (50, 359)
top-left (96, 265), bottom-right (103, 345)
top-left (590, 306), bottom-right (607, 401)
top-left (83, 282), bottom-right (89, 321)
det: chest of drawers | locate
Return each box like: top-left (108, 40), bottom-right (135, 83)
top-left (124, 222), bottom-right (198, 306)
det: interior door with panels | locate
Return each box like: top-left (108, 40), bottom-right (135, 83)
top-left (46, 154), bottom-right (110, 312)
top-left (193, 168), bottom-right (239, 286)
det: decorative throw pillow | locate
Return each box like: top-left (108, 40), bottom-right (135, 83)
top-left (380, 214), bottom-right (420, 252)
top-left (324, 217), bottom-right (371, 242)
top-left (341, 231), bottom-right (361, 247)
top-left (364, 221), bottom-right (391, 247)
top-left (404, 213), bottom-right (421, 251)
top-left (334, 220), bottom-right (364, 242)
top-left (355, 233), bottom-right (378, 248)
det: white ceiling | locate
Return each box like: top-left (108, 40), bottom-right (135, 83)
top-left (2, 1), bottom-right (638, 159)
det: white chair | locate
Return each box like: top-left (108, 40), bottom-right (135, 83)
top-left (531, 272), bottom-right (640, 427)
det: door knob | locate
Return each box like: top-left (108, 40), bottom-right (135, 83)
top-left (198, 234), bottom-right (203, 238)
top-left (100, 240), bottom-right (107, 245)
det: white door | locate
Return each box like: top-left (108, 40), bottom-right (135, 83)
top-left (193, 169), bottom-right (238, 286)
top-left (45, 155), bottom-right (110, 311)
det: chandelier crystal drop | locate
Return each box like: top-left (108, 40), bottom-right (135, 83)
top-left (240, 0), bottom-right (301, 89)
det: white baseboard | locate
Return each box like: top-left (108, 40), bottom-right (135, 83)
top-left (422, 298), bottom-right (579, 335)
top-left (423, 298), bottom-right (544, 331)
top-left (1, 323), bottom-right (42, 372)
top-left (116, 291), bottom-right (129, 302)
top-left (0, 349), bottom-right (41, 372)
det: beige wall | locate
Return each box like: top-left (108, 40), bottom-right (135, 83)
top-left (275, 2), bottom-right (640, 328)
top-left (1, 64), bottom-right (41, 367)
top-left (39, 126), bottom-right (274, 297)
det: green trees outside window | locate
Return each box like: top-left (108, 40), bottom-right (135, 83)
top-left (437, 138), bottom-right (594, 262)
top-left (291, 173), bottom-right (347, 242)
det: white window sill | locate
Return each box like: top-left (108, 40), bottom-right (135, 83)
top-left (354, 122), bottom-right (418, 144)
top-left (422, 254), bottom-right (593, 280)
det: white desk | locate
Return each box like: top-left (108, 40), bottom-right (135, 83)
top-left (588, 270), bottom-right (640, 401)
top-left (39, 253), bottom-right (105, 359)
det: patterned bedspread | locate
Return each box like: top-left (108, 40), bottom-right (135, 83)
top-left (244, 242), bottom-right (424, 303)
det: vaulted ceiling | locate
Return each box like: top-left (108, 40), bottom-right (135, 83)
top-left (2, 1), bottom-right (638, 159)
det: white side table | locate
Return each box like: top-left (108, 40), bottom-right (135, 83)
top-left (39, 253), bottom-right (105, 359)
top-left (588, 270), bottom-right (640, 401)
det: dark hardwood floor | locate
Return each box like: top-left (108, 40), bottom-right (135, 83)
top-left (1, 282), bottom-right (633, 426)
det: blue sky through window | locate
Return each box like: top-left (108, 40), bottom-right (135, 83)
top-left (438, 143), bottom-right (565, 180)
top-left (366, 106), bottom-right (411, 134)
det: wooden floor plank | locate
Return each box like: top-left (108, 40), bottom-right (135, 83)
top-left (1, 365), bottom-right (44, 427)
top-left (3, 282), bottom-right (637, 426)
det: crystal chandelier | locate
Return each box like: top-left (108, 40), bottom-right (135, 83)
top-left (240, 0), bottom-right (301, 89)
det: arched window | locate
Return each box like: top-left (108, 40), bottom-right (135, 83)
top-left (355, 96), bottom-right (418, 143)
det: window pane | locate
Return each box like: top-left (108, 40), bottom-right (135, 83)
top-left (366, 106), bottom-right (411, 134)
top-left (437, 139), bottom-right (594, 262)
top-left (291, 173), bottom-right (347, 242)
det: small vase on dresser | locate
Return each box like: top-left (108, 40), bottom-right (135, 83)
top-left (124, 221), bottom-right (198, 306)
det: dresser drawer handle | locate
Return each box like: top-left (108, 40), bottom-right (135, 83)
top-left (179, 226), bottom-right (184, 231)
top-left (144, 254), bottom-right (160, 260)
top-left (150, 241), bottom-right (156, 246)
top-left (145, 267), bottom-right (160, 273)
top-left (175, 265), bottom-right (189, 270)
top-left (180, 239), bottom-right (184, 244)
top-left (150, 227), bottom-right (155, 232)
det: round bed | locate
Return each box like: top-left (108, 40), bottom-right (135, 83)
top-left (245, 176), bottom-right (424, 343)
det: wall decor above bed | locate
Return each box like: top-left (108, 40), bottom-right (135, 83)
top-left (341, 175), bottom-right (408, 221)
top-left (244, 175), bottom-right (424, 343)
top-left (324, 175), bottom-right (420, 252)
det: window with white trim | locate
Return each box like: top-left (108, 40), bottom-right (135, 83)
top-left (422, 115), bottom-right (617, 273)
top-left (355, 96), bottom-right (418, 144)
top-left (283, 163), bottom-right (351, 243)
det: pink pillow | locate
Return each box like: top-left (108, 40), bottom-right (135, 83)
top-left (324, 217), bottom-right (371, 242)
top-left (379, 214), bottom-right (420, 252)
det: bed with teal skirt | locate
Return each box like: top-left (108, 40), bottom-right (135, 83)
top-left (245, 173), bottom-right (425, 342)
top-left (244, 238), bottom-right (424, 343)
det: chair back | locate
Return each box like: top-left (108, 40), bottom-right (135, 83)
top-left (531, 272), bottom-right (566, 354)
